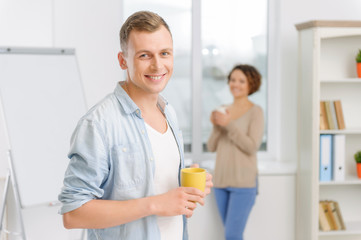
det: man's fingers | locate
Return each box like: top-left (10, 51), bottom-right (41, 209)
top-left (182, 187), bottom-right (205, 197)
top-left (185, 201), bottom-right (197, 210)
top-left (206, 172), bottom-right (212, 180)
top-left (187, 195), bottom-right (204, 206)
top-left (180, 187), bottom-right (205, 205)
top-left (190, 163), bottom-right (199, 168)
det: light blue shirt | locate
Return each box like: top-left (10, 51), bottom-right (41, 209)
top-left (58, 82), bottom-right (188, 240)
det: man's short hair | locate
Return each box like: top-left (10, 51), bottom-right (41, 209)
top-left (227, 64), bottom-right (262, 95)
top-left (119, 11), bottom-right (172, 55)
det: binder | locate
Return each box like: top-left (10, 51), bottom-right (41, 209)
top-left (326, 201), bottom-right (339, 230)
top-left (334, 100), bottom-right (345, 130)
top-left (329, 201), bottom-right (342, 230)
top-left (333, 135), bottom-right (345, 181)
top-left (319, 134), bottom-right (333, 181)
top-left (321, 201), bottom-right (334, 230)
top-left (333, 201), bottom-right (346, 230)
top-left (319, 202), bottom-right (331, 231)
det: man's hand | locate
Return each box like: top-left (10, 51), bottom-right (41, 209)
top-left (149, 164), bottom-right (214, 219)
top-left (151, 164), bottom-right (214, 218)
top-left (190, 164), bottom-right (213, 196)
top-left (151, 187), bottom-right (205, 218)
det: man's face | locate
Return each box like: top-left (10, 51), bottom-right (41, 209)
top-left (119, 26), bottom-right (173, 96)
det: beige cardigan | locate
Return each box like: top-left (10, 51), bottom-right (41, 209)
top-left (207, 104), bottom-right (264, 188)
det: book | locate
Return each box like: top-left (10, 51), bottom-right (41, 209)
top-left (319, 202), bottom-right (331, 231)
top-left (329, 101), bottom-right (339, 129)
top-left (334, 100), bottom-right (345, 130)
top-left (333, 135), bottom-right (345, 181)
top-left (320, 101), bottom-right (329, 130)
top-left (333, 201), bottom-right (346, 230)
top-left (326, 201), bottom-right (339, 230)
top-left (319, 135), bottom-right (333, 181)
top-left (324, 101), bottom-right (335, 130)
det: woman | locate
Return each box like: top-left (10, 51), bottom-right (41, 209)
top-left (207, 64), bottom-right (264, 240)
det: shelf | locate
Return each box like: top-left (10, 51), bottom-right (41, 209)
top-left (320, 128), bottom-right (361, 134)
top-left (319, 176), bottom-right (361, 186)
top-left (297, 20), bottom-right (361, 240)
top-left (321, 78), bottom-right (361, 83)
top-left (319, 27), bottom-right (361, 39)
top-left (319, 221), bottom-right (361, 236)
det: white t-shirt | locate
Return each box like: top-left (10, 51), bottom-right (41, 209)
top-left (145, 121), bottom-right (183, 240)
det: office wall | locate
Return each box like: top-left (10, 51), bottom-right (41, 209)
top-left (0, 1), bottom-right (122, 239)
top-left (1, 0), bottom-right (360, 178)
top-left (53, 0), bottom-right (123, 108)
top-left (0, 0), bottom-right (360, 239)
top-left (189, 174), bottom-right (295, 240)
top-left (277, 0), bottom-right (361, 162)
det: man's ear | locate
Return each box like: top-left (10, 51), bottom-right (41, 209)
top-left (118, 52), bottom-right (127, 70)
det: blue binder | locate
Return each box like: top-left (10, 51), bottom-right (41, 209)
top-left (319, 134), bottom-right (333, 181)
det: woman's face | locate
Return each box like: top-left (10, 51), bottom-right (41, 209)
top-left (228, 69), bottom-right (249, 98)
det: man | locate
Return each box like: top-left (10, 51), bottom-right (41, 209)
top-left (58, 11), bottom-right (213, 240)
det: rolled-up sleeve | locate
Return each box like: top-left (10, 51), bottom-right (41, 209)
top-left (58, 119), bottom-right (109, 214)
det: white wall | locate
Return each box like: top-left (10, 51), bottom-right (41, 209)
top-left (277, 0), bottom-right (361, 162)
top-left (0, 1), bottom-right (122, 239)
top-left (53, 0), bottom-right (123, 107)
top-left (0, 0), bottom-right (360, 239)
top-left (188, 174), bottom-right (295, 240)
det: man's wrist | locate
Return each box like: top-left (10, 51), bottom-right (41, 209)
top-left (143, 195), bottom-right (158, 216)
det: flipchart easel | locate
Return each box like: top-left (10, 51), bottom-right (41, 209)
top-left (0, 47), bottom-right (88, 240)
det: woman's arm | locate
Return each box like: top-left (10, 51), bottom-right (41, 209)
top-left (223, 108), bottom-right (264, 155)
top-left (207, 111), bottom-right (223, 152)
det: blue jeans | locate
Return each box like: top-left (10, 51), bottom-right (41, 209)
top-left (214, 186), bottom-right (257, 240)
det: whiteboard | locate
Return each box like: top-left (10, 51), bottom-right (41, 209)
top-left (0, 47), bottom-right (87, 208)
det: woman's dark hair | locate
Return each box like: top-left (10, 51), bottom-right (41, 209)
top-left (227, 64), bottom-right (262, 95)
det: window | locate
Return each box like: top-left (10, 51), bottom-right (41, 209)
top-left (121, 0), bottom-right (274, 161)
top-left (201, 0), bottom-right (268, 152)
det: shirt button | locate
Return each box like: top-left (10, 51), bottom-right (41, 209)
top-left (141, 130), bottom-right (145, 134)
top-left (150, 157), bottom-right (154, 161)
top-left (122, 147), bottom-right (127, 152)
top-left (136, 109), bottom-right (140, 114)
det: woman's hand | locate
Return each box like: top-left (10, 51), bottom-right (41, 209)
top-left (210, 111), bottom-right (217, 125)
top-left (212, 110), bottom-right (231, 127)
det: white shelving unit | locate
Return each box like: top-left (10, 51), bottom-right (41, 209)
top-left (296, 20), bottom-right (361, 240)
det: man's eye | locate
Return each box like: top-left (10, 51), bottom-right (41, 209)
top-left (161, 52), bottom-right (169, 56)
top-left (140, 54), bottom-right (149, 58)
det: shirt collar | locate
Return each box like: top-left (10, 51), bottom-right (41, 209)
top-left (114, 81), bottom-right (168, 116)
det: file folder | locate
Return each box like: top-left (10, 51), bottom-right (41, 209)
top-left (333, 135), bottom-right (345, 181)
top-left (320, 134), bottom-right (333, 181)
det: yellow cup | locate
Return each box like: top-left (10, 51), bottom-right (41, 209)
top-left (181, 168), bottom-right (206, 192)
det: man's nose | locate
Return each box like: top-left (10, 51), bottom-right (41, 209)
top-left (150, 56), bottom-right (162, 70)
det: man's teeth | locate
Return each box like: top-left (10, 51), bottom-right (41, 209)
top-left (148, 75), bottom-right (162, 80)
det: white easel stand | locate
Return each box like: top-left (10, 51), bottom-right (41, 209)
top-left (0, 151), bottom-right (27, 240)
